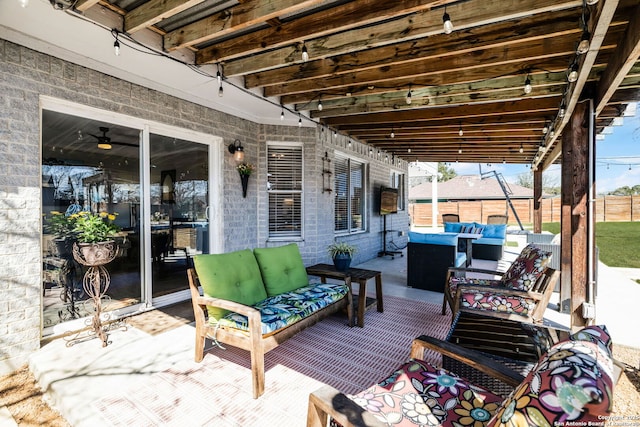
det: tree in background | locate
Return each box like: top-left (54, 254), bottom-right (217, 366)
top-left (606, 185), bottom-right (640, 195)
top-left (515, 171), bottom-right (561, 195)
top-left (408, 162), bottom-right (457, 187)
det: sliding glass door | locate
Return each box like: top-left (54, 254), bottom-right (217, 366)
top-left (40, 100), bottom-right (221, 335)
top-left (149, 134), bottom-right (209, 298)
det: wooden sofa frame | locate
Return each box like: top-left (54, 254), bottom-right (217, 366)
top-left (187, 267), bottom-right (353, 399)
top-left (442, 266), bottom-right (560, 324)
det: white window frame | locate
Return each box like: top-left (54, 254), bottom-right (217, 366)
top-left (334, 153), bottom-right (367, 235)
top-left (391, 171), bottom-right (406, 211)
top-left (267, 141), bottom-right (304, 240)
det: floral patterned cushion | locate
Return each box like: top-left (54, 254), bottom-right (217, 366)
top-left (501, 244), bottom-right (552, 291)
top-left (458, 290), bottom-right (537, 317)
top-left (568, 325), bottom-right (613, 355)
top-left (347, 359), bottom-right (503, 426)
top-left (487, 331), bottom-right (615, 426)
top-left (215, 282), bottom-right (348, 335)
top-left (447, 276), bottom-right (500, 300)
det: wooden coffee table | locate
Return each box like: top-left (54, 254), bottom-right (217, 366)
top-left (306, 263), bottom-right (383, 327)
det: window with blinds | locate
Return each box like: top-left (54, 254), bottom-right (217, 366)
top-left (334, 155), bottom-right (366, 233)
top-left (267, 144), bottom-right (303, 238)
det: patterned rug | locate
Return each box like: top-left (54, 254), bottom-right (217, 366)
top-left (94, 295), bottom-right (450, 427)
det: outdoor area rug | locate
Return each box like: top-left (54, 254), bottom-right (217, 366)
top-left (94, 295), bottom-right (450, 427)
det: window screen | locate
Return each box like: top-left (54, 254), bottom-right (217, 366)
top-left (268, 144), bottom-right (303, 238)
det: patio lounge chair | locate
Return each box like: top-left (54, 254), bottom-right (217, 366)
top-left (442, 244), bottom-right (557, 323)
top-left (307, 325), bottom-right (616, 427)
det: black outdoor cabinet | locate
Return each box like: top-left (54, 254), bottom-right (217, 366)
top-left (407, 242), bottom-right (460, 293)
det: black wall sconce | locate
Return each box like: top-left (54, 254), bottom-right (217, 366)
top-left (228, 139), bottom-right (245, 162)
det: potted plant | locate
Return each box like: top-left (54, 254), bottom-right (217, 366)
top-left (70, 211), bottom-right (121, 266)
top-left (45, 211), bottom-right (78, 256)
top-left (327, 241), bottom-right (357, 272)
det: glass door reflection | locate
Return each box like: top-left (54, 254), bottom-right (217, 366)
top-left (150, 134), bottom-right (209, 298)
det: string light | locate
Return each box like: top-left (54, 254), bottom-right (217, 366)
top-left (390, 128), bottom-right (395, 138)
top-left (558, 100), bottom-right (566, 118)
top-left (301, 42), bottom-right (309, 62)
top-left (442, 8), bottom-right (453, 34)
top-left (280, 107), bottom-right (285, 121)
top-left (519, 143), bottom-right (524, 153)
top-left (577, 29), bottom-right (590, 54)
top-left (113, 31), bottom-right (121, 56)
top-left (458, 144), bottom-right (462, 154)
top-left (586, 0), bottom-right (599, 5)
top-left (405, 86), bottom-right (412, 105)
top-left (542, 122), bottom-right (549, 134)
top-left (523, 75), bottom-right (532, 94)
top-left (317, 97), bottom-right (323, 111)
top-left (567, 63), bottom-right (579, 83)
top-left (298, 113), bottom-right (302, 127)
top-left (218, 82), bottom-right (223, 97)
top-left (458, 123), bottom-right (463, 136)
top-left (216, 66), bottom-right (222, 84)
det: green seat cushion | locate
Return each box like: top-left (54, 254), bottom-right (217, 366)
top-left (192, 249), bottom-right (267, 322)
top-left (253, 243), bottom-right (309, 296)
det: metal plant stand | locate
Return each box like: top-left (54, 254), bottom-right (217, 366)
top-left (65, 241), bottom-right (126, 347)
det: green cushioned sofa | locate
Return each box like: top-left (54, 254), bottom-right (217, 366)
top-left (187, 243), bottom-right (353, 398)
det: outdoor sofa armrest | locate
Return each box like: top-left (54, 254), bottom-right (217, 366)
top-left (410, 335), bottom-right (525, 387)
top-left (193, 295), bottom-right (261, 318)
top-left (307, 384), bottom-right (388, 427)
top-left (455, 283), bottom-right (545, 299)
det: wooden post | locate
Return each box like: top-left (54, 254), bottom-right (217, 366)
top-left (560, 101), bottom-right (591, 328)
top-left (533, 169), bottom-right (543, 233)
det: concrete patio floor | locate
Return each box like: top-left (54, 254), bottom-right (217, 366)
top-left (3, 233), bottom-right (637, 426)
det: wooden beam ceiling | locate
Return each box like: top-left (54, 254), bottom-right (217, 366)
top-left (70, 0), bottom-right (640, 166)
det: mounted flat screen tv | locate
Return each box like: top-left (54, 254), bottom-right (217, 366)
top-left (380, 187), bottom-right (398, 215)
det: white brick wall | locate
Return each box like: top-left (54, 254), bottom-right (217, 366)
top-left (0, 38), bottom-right (408, 375)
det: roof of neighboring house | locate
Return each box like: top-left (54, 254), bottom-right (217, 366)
top-left (409, 175), bottom-right (535, 201)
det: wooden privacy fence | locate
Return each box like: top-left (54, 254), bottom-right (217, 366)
top-left (410, 195), bottom-right (640, 226)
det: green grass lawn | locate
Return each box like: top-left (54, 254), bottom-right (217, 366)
top-left (541, 222), bottom-right (640, 268)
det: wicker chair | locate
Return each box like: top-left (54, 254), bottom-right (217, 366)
top-left (307, 326), bottom-right (617, 427)
top-left (441, 213), bottom-right (459, 224)
top-left (442, 244), bottom-right (558, 323)
top-left (486, 214), bottom-right (508, 224)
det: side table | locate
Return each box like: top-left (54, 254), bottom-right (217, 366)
top-left (306, 263), bottom-right (383, 327)
top-left (456, 232), bottom-right (481, 267)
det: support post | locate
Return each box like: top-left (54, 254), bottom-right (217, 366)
top-left (560, 101), bottom-right (591, 328)
top-left (533, 169), bottom-right (543, 233)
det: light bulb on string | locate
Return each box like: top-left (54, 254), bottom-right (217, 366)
top-left (301, 43), bottom-right (309, 62)
top-left (458, 145), bottom-right (462, 154)
top-left (577, 30), bottom-right (590, 54)
top-left (317, 98), bottom-right (323, 111)
top-left (524, 75), bottom-right (532, 94)
top-left (390, 128), bottom-right (395, 138)
top-left (558, 101), bottom-right (566, 118)
top-left (218, 83), bottom-right (223, 97)
top-left (216, 67), bottom-right (222, 84)
top-left (405, 88), bottom-right (412, 105)
top-left (586, 0), bottom-right (598, 5)
top-left (442, 9), bottom-right (453, 34)
top-left (280, 108), bottom-right (285, 121)
top-left (113, 38), bottom-right (120, 56)
top-left (458, 123), bottom-right (463, 136)
top-left (519, 143), bottom-right (524, 153)
top-left (567, 63), bottom-right (579, 83)
top-left (298, 114), bottom-right (302, 127)
top-left (542, 122), bottom-right (549, 134)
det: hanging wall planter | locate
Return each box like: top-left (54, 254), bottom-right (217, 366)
top-left (240, 173), bottom-right (249, 198)
top-left (236, 163), bottom-right (254, 198)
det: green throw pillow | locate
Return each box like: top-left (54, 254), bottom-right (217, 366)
top-left (193, 249), bottom-right (267, 322)
top-left (253, 243), bottom-right (309, 296)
